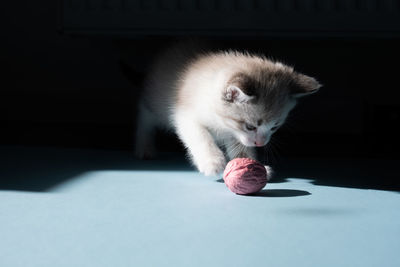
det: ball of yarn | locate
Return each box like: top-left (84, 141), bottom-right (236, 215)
top-left (223, 158), bottom-right (267, 195)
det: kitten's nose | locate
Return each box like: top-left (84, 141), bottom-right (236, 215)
top-left (255, 141), bottom-right (265, 147)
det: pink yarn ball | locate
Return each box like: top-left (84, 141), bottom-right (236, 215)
top-left (223, 158), bottom-right (267, 195)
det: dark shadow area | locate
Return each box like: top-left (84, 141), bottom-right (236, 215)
top-left (1, 146), bottom-right (400, 192)
top-left (248, 189), bottom-right (311, 198)
top-left (273, 157), bottom-right (400, 192)
top-left (0, 146), bottom-right (193, 192)
top-left (1, 1), bottom-right (400, 193)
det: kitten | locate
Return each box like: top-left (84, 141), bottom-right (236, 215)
top-left (135, 43), bottom-right (321, 176)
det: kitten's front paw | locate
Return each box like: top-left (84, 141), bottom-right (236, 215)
top-left (265, 165), bottom-right (274, 181)
top-left (197, 154), bottom-right (227, 177)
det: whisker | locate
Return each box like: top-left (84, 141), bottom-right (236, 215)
top-left (263, 142), bottom-right (271, 165)
top-left (270, 141), bottom-right (280, 165)
top-left (266, 137), bottom-right (282, 166)
top-left (226, 141), bottom-right (244, 158)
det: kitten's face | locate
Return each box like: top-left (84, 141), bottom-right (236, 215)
top-left (222, 98), bottom-right (296, 147)
top-left (220, 68), bottom-right (320, 147)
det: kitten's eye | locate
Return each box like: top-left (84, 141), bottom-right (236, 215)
top-left (271, 126), bottom-right (278, 131)
top-left (245, 123), bottom-right (257, 131)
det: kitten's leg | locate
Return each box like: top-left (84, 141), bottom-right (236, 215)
top-left (225, 138), bottom-right (273, 181)
top-left (134, 104), bottom-right (157, 159)
top-left (174, 113), bottom-right (226, 176)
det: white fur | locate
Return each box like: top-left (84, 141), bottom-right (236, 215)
top-left (134, 44), bottom-right (316, 176)
top-left (173, 112), bottom-right (226, 176)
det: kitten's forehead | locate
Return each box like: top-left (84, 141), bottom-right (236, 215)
top-left (228, 66), bottom-right (295, 97)
top-left (243, 102), bottom-right (286, 123)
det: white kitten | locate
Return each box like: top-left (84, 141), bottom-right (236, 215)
top-left (135, 43), bottom-right (321, 176)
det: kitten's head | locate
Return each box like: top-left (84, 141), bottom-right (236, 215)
top-left (220, 63), bottom-right (321, 147)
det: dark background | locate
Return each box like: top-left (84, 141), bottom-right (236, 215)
top-left (2, 0), bottom-right (400, 160)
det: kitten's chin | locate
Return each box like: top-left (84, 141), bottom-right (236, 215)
top-left (242, 142), bottom-right (266, 148)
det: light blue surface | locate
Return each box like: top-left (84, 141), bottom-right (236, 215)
top-left (0, 147), bottom-right (399, 267)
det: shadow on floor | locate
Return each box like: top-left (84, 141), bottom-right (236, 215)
top-left (1, 146), bottom-right (399, 192)
top-left (248, 189), bottom-right (311, 197)
top-left (0, 145), bottom-right (192, 192)
top-left (272, 157), bottom-right (400, 192)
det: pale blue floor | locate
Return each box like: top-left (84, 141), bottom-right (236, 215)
top-left (0, 146), bottom-right (399, 267)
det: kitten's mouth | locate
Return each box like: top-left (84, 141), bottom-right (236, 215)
top-left (242, 142), bottom-right (263, 147)
top-left (239, 137), bottom-right (267, 147)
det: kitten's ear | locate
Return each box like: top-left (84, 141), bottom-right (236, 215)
top-left (291, 73), bottom-right (322, 98)
top-left (224, 85), bottom-right (254, 103)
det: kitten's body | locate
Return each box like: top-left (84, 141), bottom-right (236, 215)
top-left (135, 43), bottom-right (321, 176)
